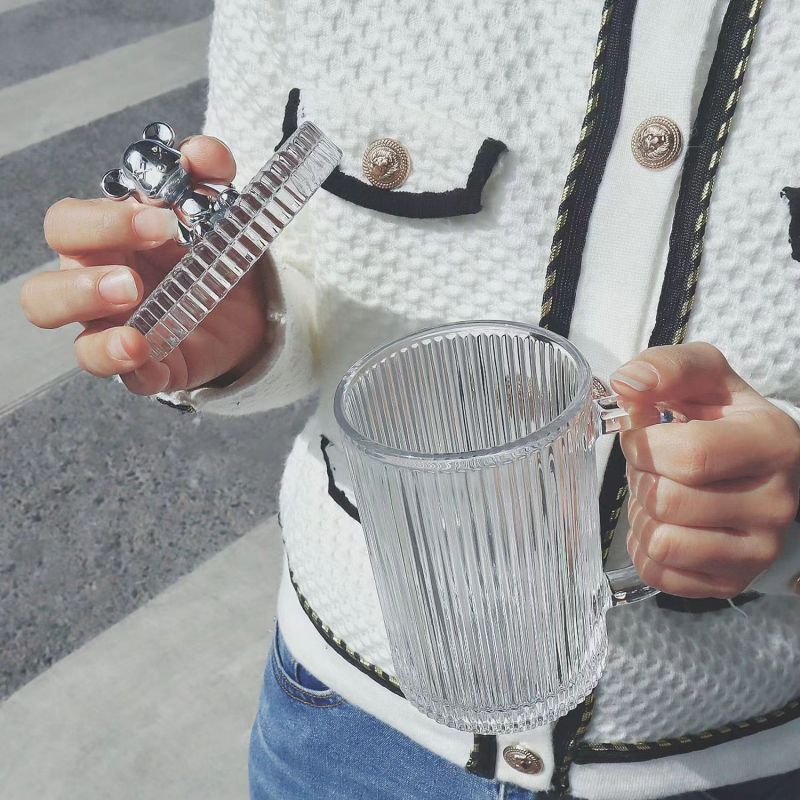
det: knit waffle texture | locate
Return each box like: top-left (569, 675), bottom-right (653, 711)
top-left (165, 0), bottom-right (800, 786)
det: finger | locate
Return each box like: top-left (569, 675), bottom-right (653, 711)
top-left (627, 526), bottom-right (753, 599)
top-left (21, 266), bottom-right (142, 329)
top-left (180, 135), bottom-right (236, 183)
top-left (73, 325), bottom-right (151, 377)
top-left (629, 537), bottom-right (753, 598)
top-left (620, 410), bottom-right (792, 485)
top-left (44, 197), bottom-right (177, 255)
top-left (120, 359), bottom-right (172, 395)
top-left (610, 341), bottom-right (751, 406)
top-left (627, 466), bottom-right (800, 529)
top-left (628, 496), bottom-right (781, 575)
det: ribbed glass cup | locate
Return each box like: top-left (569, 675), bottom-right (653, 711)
top-left (334, 321), bottom-right (632, 733)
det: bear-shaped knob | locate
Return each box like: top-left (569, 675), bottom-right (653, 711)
top-left (101, 122), bottom-right (238, 246)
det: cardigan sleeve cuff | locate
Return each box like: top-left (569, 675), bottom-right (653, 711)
top-left (155, 252), bottom-right (317, 417)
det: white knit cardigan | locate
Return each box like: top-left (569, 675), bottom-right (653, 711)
top-left (164, 0), bottom-right (800, 797)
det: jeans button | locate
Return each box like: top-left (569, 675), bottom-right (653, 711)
top-left (502, 745), bottom-right (544, 775)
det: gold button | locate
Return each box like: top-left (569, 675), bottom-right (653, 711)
top-left (362, 138), bottom-right (410, 189)
top-left (502, 745), bottom-right (544, 775)
top-left (631, 116), bottom-right (683, 170)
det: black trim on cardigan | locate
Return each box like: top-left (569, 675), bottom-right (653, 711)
top-left (542, 1), bottom-right (640, 792)
top-left (539, 0), bottom-right (637, 338)
top-left (320, 435), bottom-right (360, 523)
top-left (652, 0), bottom-right (764, 347)
top-left (572, 695), bottom-right (800, 764)
top-left (656, 590), bottom-right (761, 613)
top-left (641, 0), bottom-right (766, 611)
top-left (781, 186), bottom-right (800, 262)
top-left (465, 734), bottom-right (497, 779)
top-left (288, 566), bottom-right (405, 697)
top-left (155, 397), bottom-right (196, 414)
top-left (278, 88), bottom-right (507, 219)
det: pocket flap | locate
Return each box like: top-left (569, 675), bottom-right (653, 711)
top-left (278, 88), bottom-right (507, 219)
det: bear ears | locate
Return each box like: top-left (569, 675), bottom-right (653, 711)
top-left (100, 122), bottom-right (177, 199)
top-left (101, 168), bottom-right (136, 199)
top-left (142, 122), bottom-right (175, 147)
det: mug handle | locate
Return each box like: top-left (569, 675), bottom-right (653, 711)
top-left (594, 394), bottom-right (686, 606)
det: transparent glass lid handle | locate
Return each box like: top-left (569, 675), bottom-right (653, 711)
top-left (594, 393), bottom-right (688, 606)
top-left (126, 122), bottom-right (342, 361)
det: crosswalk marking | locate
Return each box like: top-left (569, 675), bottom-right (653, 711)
top-left (0, 17), bottom-right (210, 159)
top-left (0, 261), bottom-right (81, 419)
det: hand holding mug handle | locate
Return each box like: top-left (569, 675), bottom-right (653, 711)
top-left (593, 393), bottom-right (687, 605)
top-left (600, 342), bottom-right (800, 604)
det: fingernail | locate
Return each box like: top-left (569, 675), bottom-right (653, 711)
top-left (133, 207), bottom-right (175, 242)
top-left (108, 329), bottom-right (133, 361)
top-left (98, 268), bottom-right (138, 304)
top-left (610, 361), bottom-right (659, 392)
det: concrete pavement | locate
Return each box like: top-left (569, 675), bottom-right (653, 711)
top-left (0, 516), bottom-right (283, 800)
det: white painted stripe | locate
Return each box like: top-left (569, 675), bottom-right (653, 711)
top-left (0, 262), bottom-right (81, 419)
top-left (0, 0), bottom-right (43, 13)
top-left (0, 17), bottom-right (210, 159)
top-left (0, 517), bottom-right (281, 800)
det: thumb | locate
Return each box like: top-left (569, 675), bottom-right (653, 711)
top-left (609, 342), bottom-right (750, 406)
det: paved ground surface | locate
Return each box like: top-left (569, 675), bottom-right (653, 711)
top-left (0, 517), bottom-right (283, 799)
top-left (0, 3), bottom-right (304, 795)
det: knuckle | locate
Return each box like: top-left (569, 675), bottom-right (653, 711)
top-left (776, 420), bottom-right (800, 468)
top-left (752, 532), bottom-right (782, 567)
top-left (766, 491), bottom-right (798, 529)
top-left (63, 270), bottom-right (96, 308)
top-left (692, 341), bottom-right (726, 364)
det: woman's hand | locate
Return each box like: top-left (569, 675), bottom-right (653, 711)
top-left (20, 136), bottom-right (269, 396)
top-left (611, 342), bottom-right (800, 599)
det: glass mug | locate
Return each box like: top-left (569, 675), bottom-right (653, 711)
top-left (333, 321), bottom-right (677, 733)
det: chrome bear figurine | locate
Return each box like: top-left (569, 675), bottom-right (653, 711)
top-left (100, 122), bottom-right (238, 246)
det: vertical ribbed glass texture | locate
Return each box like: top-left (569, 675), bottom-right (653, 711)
top-left (334, 322), bottom-right (611, 733)
top-left (127, 122), bottom-right (341, 360)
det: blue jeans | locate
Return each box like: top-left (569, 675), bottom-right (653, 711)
top-left (249, 627), bottom-right (800, 799)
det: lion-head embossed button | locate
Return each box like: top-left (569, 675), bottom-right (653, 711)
top-left (502, 745), bottom-right (544, 775)
top-left (362, 138), bottom-right (410, 189)
top-left (631, 116), bottom-right (683, 170)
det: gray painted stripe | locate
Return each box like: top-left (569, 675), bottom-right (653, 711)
top-left (0, 372), bottom-right (309, 698)
top-left (0, 17), bottom-right (210, 159)
top-left (0, 518), bottom-right (281, 799)
top-left (0, 79), bottom-right (207, 282)
top-left (0, 0), bottom-right (212, 90)
top-left (0, 262), bottom-right (80, 420)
